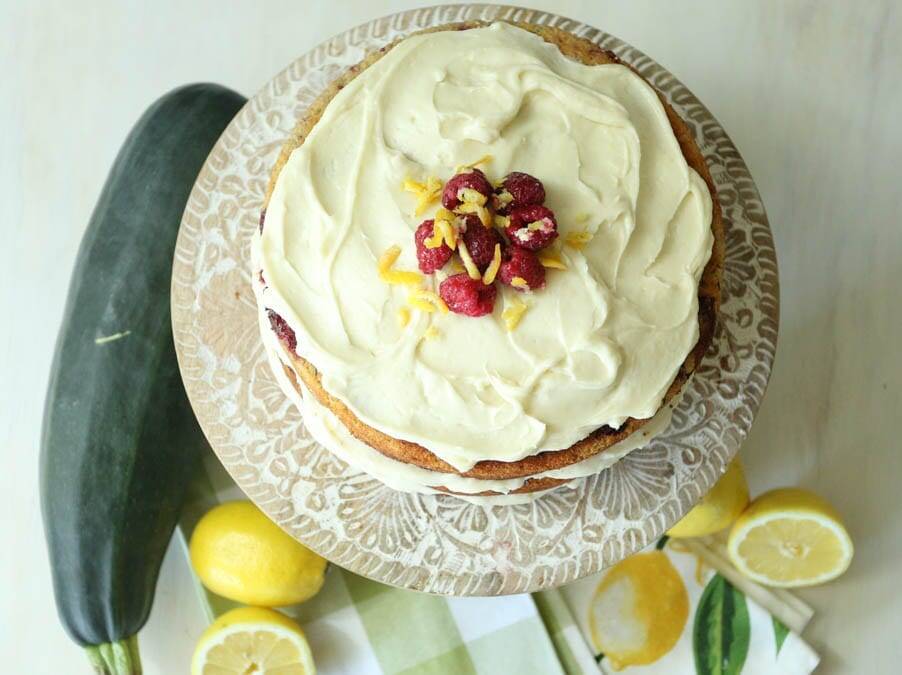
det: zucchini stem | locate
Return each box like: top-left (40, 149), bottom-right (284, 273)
top-left (85, 635), bottom-right (142, 675)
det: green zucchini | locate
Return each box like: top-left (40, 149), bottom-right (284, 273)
top-left (40, 83), bottom-right (245, 674)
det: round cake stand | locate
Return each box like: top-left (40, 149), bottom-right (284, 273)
top-left (171, 4), bottom-right (778, 595)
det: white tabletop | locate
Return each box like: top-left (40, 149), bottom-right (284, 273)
top-left (3, 1), bottom-right (900, 673)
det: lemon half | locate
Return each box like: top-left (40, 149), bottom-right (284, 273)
top-left (191, 606), bottom-right (315, 675)
top-left (727, 488), bottom-right (853, 588)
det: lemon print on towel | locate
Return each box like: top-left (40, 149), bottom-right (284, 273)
top-left (588, 549), bottom-right (689, 669)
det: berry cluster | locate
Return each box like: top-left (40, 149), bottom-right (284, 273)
top-left (413, 167), bottom-right (559, 317)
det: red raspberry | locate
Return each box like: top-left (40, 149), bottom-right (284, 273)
top-left (267, 309), bottom-right (297, 352)
top-left (414, 219), bottom-right (453, 274)
top-left (498, 247), bottom-right (546, 292)
top-left (460, 215), bottom-right (501, 271)
top-left (506, 205), bottom-right (558, 251)
top-left (439, 273), bottom-right (497, 317)
top-left (493, 172), bottom-right (545, 214)
top-left (441, 168), bottom-right (492, 210)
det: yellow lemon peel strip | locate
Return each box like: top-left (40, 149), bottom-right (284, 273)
top-left (378, 245), bottom-right (423, 286)
top-left (482, 244), bottom-right (502, 285)
top-left (397, 306), bottom-right (410, 328)
top-left (565, 230), bottom-right (593, 249)
top-left (455, 155), bottom-right (493, 174)
top-left (456, 201), bottom-right (492, 227)
top-left (457, 241), bottom-right (482, 280)
top-left (425, 209), bottom-right (458, 249)
top-left (502, 299), bottom-right (528, 331)
top-left (402, 175), bottom-right (443, 216)
top-left (511, 276), bottom-right (529, 289)
top-left (458, 188), bottom-right (487, 206)
top-left (408, 289), bottom-right (449, 314)
top-left (538, 253), bottom-right (567, 270)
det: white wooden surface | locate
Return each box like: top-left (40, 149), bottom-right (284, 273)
top-left (2, 1), bottom-right (900, 672)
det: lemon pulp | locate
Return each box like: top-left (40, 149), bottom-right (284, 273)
top-left (727, 487), bottom-right (853, 587)
top-left (192, 606), bottom-right (315, 675)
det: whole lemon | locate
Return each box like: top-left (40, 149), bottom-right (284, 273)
top-left (189, 501), bottom-right (327, 606)
top-left (667, 457), bottom-right (749, 538)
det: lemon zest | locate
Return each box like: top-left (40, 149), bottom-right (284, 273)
top-left (378, 245), bottom-right (401, 272)
top-left (494, 214), bottom-right (510, 229)
top-left (502, 299), bottom-right (528, 331)
top-left (457, 241), bottom-right (482, 280)
top-left (408, 298), bottom-right (438, 313)
top-left (382, 269), bottom-right (423, 286)
top-left (457, 201), bottom-right (492, 227)
top-left (565, 230), bottom-right (594, 249)
top-left (482, 244), bottom-right (502, 285)
top-left (538, 253), bottom-right (567, 270)
top-left (409, 289), bottom-right (449, 314)
top-left (495, 190), bottom-right (513, 209)
top-left (458, 187), bottom-right (488, 206)
top-left (511, 276), bottom-right (529, 289)
top-left (455, 155), bottom-right (493, 174)
top-left (397, 306), bottom-right (411, 328)
top-left (436, 218), bottom-right (457, 250)
top-left (378, 245), bottom-right (423, 286)
top-left (402, 175), bottom-right (443, 216)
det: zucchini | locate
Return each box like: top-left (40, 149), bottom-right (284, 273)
top-left (40, 83), bottom-right (246, 674)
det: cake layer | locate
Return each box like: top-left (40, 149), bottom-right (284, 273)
top-left (259, 304), bottom-right (680, 504)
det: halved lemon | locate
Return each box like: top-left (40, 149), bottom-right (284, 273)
top-left (192, 606), bottom-right (315, 675)
top-left (727, 488), bottom-right (853, 588)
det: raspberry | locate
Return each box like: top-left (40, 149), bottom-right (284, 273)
top-left (441, 168), bottom-right (492, 210)
top-left (493, 172), bottom-right (545, 214)
top-left (267, 309), bottom-right (297, 352)
top-left (259, 208), bottom-right (266, 233)
top-left (414, 219), bottom-right (453, 274)
top-left (439, 273), bottom-right (497, 317)
top-left (506, 205), bottom-right (558, 251)
top-left (460, 215), bottom-right (501, 270)
top-left (498, 246), bottom-right (546, 292)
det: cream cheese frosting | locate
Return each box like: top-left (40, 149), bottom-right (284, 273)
top-left (257, 22), bottom-right (713, 473)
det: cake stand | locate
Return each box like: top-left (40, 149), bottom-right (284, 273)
top-left (171, 3), bottom-right (779, 595)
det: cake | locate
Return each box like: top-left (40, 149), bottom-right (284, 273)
top-left (252, 21), bottom-right (723, 503)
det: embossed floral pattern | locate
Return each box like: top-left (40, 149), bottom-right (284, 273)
top-left (171, 4), bottom-right (778, 595)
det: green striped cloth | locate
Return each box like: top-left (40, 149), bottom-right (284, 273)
top-left (179, 453), bottom-right (818, 674)
top-left (178, 454), bottom-right (564, 675)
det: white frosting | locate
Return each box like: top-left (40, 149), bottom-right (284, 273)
top-left (258, 302), bottom-right (680, 505)
top-left (258, 22), bottom-right (713, 472)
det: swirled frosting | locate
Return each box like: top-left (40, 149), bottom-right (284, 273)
top-left (258, 22), bottom-right (713, 472)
